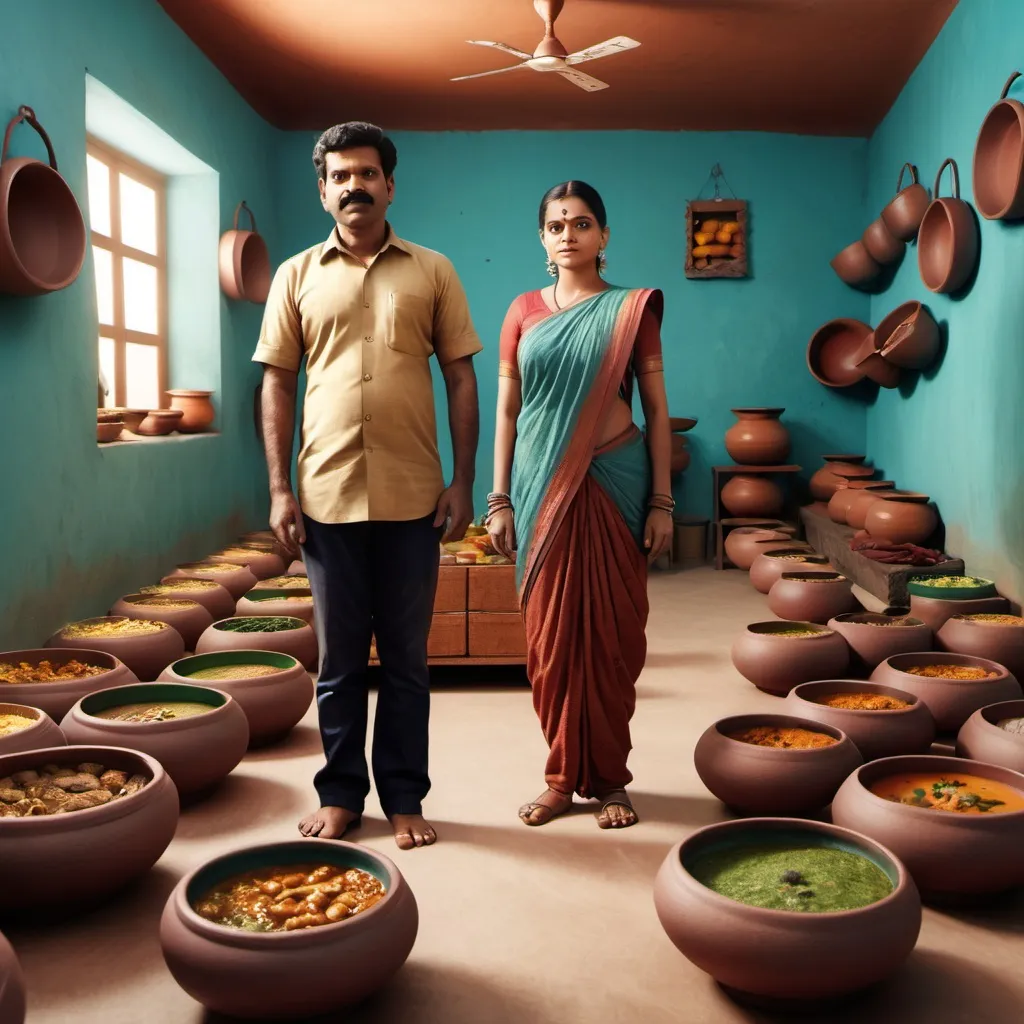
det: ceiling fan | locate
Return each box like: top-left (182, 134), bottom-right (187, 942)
top-left (450, 0), bottom-right (640, 93)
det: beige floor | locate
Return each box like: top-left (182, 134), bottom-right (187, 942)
top-left (7, 566), bottom-right (1024, 1023)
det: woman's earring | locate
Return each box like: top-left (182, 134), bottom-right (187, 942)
top-left (546, 255), bottom-right (557, 278)
top-left (598, 249), bottom-right (608, 273)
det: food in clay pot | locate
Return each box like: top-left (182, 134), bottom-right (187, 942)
top-left (46, 617), bottom-right (185, 683)
top-left (826, 613), bottom-right (932, 674)
top-left (147, 578), bottom-right (236, 620)
top-left (236, 588), bottom-right (315, 625)
top-left (723, 525), bottom-right (801, 571)
top-left (956, 699), bottom-right (1024, 775)
top-left (0, 702), bottom-right (65, 757)
top-left (196, 617), bottom-right (318, 671)
top-left (166, 562), bottom-right (259, 600)
top-left (208, 547), bottom-right (286, 581)
top-left (938, 613), bottom-right (1024, 679)
top-left (767, 572), bottom-right (857, 625)
top-left (828, 480), bottom-right (893, 525)
top-left (749, 549), bottom-right (831, 595)
top-left (252, 574), bottom-right (310, 591)
top-left (731, 620), bottom-right (850, 695)
top-left (109, 594), bottom-right (214, 651)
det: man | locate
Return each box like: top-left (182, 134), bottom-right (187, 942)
top-left (253, 121), bottom-right (481, 850)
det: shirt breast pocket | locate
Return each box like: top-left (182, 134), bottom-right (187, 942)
top-left (387, 292), bottom-right (435, 358)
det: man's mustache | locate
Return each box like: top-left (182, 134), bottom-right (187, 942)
top-left (340, 191), bottom-right (374, 210)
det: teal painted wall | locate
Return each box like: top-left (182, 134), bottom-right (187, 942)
top-left (0, 0), bottom-right (281, 650)
top-left (865, 0), bottom-right (1024, 601)
top-left (275, 130), bottom-right (871, 519)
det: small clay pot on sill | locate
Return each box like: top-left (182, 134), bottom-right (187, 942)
top-left (166, 390), bottom-right (215, 433)
top-left (136, 409), bottom-right (184, 436)
top-left (880, 162), bottom-right (930, 241)
top-left (114, 408), bottom-right (149, 434)
top-left (96, 421), bottom-right (123, 443)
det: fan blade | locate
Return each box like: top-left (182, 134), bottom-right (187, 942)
top-left (451, 63), bottom-right (528, 82)
top-left (565, 36), bottom-right (641, 65)
top-left (558, 68), bottom-right (609, 92)
top-left (467, 39), bottom-right (533, 60)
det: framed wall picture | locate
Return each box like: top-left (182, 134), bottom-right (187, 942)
top-left (685, 199), bottom-right (748, 279)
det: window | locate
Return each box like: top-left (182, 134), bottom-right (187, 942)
top-left (87, 137), bottom-right (167, 410)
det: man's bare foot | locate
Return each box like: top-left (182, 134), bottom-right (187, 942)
top-left (391, 813), bottom-right (437, 850)
top-left (518, 788), bottom-right (573, 826)
top-left (298, 805), bottom-right (361, 839)
top-left (596, 790), bottom-right (638, 829)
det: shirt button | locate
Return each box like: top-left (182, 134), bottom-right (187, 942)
top-left (363, 302), bottom-right (370, 308)
top-left (363, 373), bottom-right (372, 382)
top-left (364, 414), bottom-right (372, 421)
top-left (364, 335), bottom-right (373, 343)
top-left (366, 446), bottom-right (374, 453)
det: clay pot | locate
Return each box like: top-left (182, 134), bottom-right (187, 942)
top-left (166, 390), bottom-right (215, 433)
top-left (724, 408), bottom-right (790, 465)
top-left (153, 578), bottom-right (236, 620)
top-left (809, 455), bottom-right (874, 501)
top-left (0, 106), bottom-right (86, 296)
top-left (0, 744), bottom-right (179, 918)
top-left (844, 485), bottom-right (899, 530)
top-left (238, 537), bottom-right (292, 563)
top-left (218, 201), bottom-right (271, 303)
top-left (861, 216), bottom-right (904, 264)
top-left (653, 818), bottom-right (921, 1004)
top-left (0, 928), bottom-right (26, 1024)
top-left (786, 680), bottom-right (936, 761)
top-left (829, 240), bottom-right (881, 288)
top-left (168, 563), bottom-right (259, 601)
top-left (937, 613), bottom-right (1024, 680)
top-left (807, 319), bottom-right (872, 388)
top-left (669, 433), bottom-right (690, 474)
top-left (0, 649), bottom-right (139, 720)
top-left (288, 560), bottom-right (306, 574)
top-left (973, 71), bottom-right (1024, 220)
top-left (115, 408), bottom-right (149, 434)
top-left (874, 300), bottom-right (940, 370)
top-left (864, 493), bottom-right (938, 545)
top-left (918, 158), bottom-right (979, 294)
top-left (196, 618), bottom-right (318, 671)
top-left (827, 480), bottom-right (892, 525)
top-left (831, 755), bottom-right (1024, 901)
top-left (768, 572), bottom-right (857, 625)
top-left (724, 527), bottom-right (801, 571)
top-left (136, 409), bottom-right (184, 436)
top-left (61, 682), bottom-right (249, 798)
top-left (159, 652), bottom-right (313, 747)
top-left (46, 618), bottom-right (185, 683)
top-left (669, 416), bottom-right (697, 433)
top-left (957, 699), bottom-right (1024, 773)
top-left (252, 572), bottom-right (310, 591)
top-left (694, 714), bottom-right (862, 814)
top-left (240, 530), bottom-right (279, 544)
top-left (210, 548), bottom-right (287, 581)
top-left (852, 336), bottom-right (900, 389)
top-left (720, 475), bottom-right (783, 518)
top-left (750, 549), bottom-right (831, 595)
top-left (110, 594), bottom-right (214, 651)
top-left (731, 621), bottom-right (850, 695)
top-left (236, 589), bottom-right (315, 625)
top-left (910, 594), bottom-right (1009, 632)
top-left (881, 162), bottom-right (931, 241)
top-left (96, 421), bottom-right (122, 443)
top-left (827, 613), bottom-right (932, 673)
top-left (160, 839), bottom-right (417, 1019)
top-left (870, 652), bottom-right (1022, 733)
top-left (0, 702), bottom-right (65, 757)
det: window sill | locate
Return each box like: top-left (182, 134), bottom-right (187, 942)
top-left (98, 430), bottom-right (220, 449)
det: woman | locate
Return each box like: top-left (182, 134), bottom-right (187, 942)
top-left (486, 181), bottom-right (673, 830)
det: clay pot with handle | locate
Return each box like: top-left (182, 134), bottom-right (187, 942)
top-left (829, 240), bottom-right (881, 288)
top-left (218, 201), bottom-right (270, 303)
top-left (973, 71), bottom-right (1024, 220)
top-left (880, 162), bottom-right (930, 241)
top-left (918, 158), bottom-right (979, 294)
top-left (875, 301), bottom-right (940, 371)
top-left (861, 217), bottom-right (904, 264)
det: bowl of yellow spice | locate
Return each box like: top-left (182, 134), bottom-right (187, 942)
top-left (0, 702), bottom-right (65, 756)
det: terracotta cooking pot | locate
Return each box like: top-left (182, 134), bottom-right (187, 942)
top-left (167, 563), bottom-right (259, 601)
top-left (723, 527), bottom-right (797, 570)
top-left (938, 612), bottom-right (1024, 679)
top-left (196, 618), bottom-right (318, 671)
top-left (0, 105), bottom-right (87, 295)
top-left (910, 593), bottom-right (1010, 633)
top-left (724, 408), bottom-right (790, 465)
top-left (880, 162), bottom-right (931, 241)
top-left (875, 300), bottom-right (940, 371)
top-left (0, 927), bottom-right (26, 1024)
top-left (110, 595), bottom-right (214, 651)
top-left (864, 493), bottom-right (938, 546)
top-left (0, 702), bottom-right (65, 757)
top-left (653, 818), bottom-right (921, 1003)
top-left (166, 390), bottom-right (215, 433)
top-left (809, 455), bottom-right (874, 501)
top-left (96, 421), bottom-right (122, 443)
top-left (918, 158), bottom-right (979, 294)
top-left (218, 201), bottom-right (271, 303)
top-left (861, 216), bottom-right (904, 265)
top-left (828, 479), bottom-right (893, 525)
top-left (768, 571), bottom-right (857, 625)
top-left (973, 71), bottom-right (1024, 220)
top-left (956, 699), bottom-right (1024, 774)
top-left (720, 474), bottom-right (783, 518)
top-left (750, 549), bottom-right (830, 594)
top-left (829, 240), bottom-right (881, 288)
top-left (236, 589), bottom-right (315, 625)
top-left (210, 548), bottom-right (287, 581)
top-left (137, 409), bottom-right (184, 436)
top-left (807, 318), bottom-right (872, 388)
top-left (730, 620), bottom-right (850, 695)
top-left (844, 485), bottom-right (898, 530)
top-left (46, 618), bottom-right (185, 683)
top-left (827, 613), bottom-right (932, 673)
top-left (151, 578), bottom-right (236, 620)
top-left (852, 335), bottom-right (900, 389)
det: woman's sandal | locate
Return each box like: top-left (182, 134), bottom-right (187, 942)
top-left (518, 788), bottom-right (573, 826)
top-left (596, 790), bottom-right (638, 829)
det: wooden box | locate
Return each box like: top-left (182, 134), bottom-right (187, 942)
top-left (468, 565), bottom-right (519, 612)
top-left (468, 612), bottom-right (527, 658)
top-left (685, 199), bottom-right (748, 279)
top-left (435, 566), bottom-right (467, 612)
top-left (427, 612), bottom-right (467, 657)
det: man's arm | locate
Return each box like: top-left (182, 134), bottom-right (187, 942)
top-left (435, 355), bottom-right (479, 542)
top-left (261, 365), bottom-right (306, 555)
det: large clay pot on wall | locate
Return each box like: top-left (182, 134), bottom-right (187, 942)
top-left (724, 408), bottom-right (790, 465)
top-left (881, 163), bottom-right (931, 241)
top-left (720, 475), bottom-right (783, 517)
top-left (864, 493), bottom-right (938, 545)
top-left (809, 455), bottom-right (874, 501)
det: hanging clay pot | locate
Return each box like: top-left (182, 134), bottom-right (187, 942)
top-left (973, 71), bottom-right (1024, 221)
top-left (829, 240), bottom-right (881, 289)
top-left (720, 475), bottom-right (784, 518)
top-left (166, 390), bottom-right (215, 433)
top-left (218, 201), bottom-right (271, 303)
top-left (853, 335), bottom-right (900, 389)
top-left (749, 549), bottom-right (831, 594)
top-left (918, 158), bottom-right (979, 294)
top-left (724, 408), bottom-right (790, 465)
top-left (875, 301), bottom-right (941, 371)
top-left (768, 571), bottom-right (857, 624)
top-left (828, 480), bottom-right (894, 525)
top-left (844, 484), bottom-right (898, 530)
top-left (809, 455), bottom-right (873, 501)
top-left (861, 217), bottom-right (904, 265)
top-left (864, 493), bottom-right (938, 545)
top-left (880, 163), bottom-right (931, 241)
top-left (807, 319), bottom-right (873, 387)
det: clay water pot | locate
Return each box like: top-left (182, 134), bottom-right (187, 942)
top-left (110, 594), bottom-right (214, 651)
top-left (957, 699), bottom-right (1024, 774)
top-left (152, 578), bottom-right (236, 620)
top-left (168, 563), bottom-right (259, 601)
top-left (768, 572), bottom-right (857, 625)
top-left (218, 200), bottom-right (271, 302)
top-left (723, 527), bottom-right (800, 570)
top-left (46, 618), bottom-right (185, 683)
top-left (880, 162), bottom-right (930, 241)
top-left (724, 408), bottom-right (790, 465)
top-left (160, 839), bottom-right (418, 1019)
top-left (864, 493), bottom-right (938, 545)
top-left (844, 485), bottom-right (898, 530)
top-left (861, 216), bottom-right (904, 265)
top-left (210, 548), bottom-right (286, 581)
top-left (750, 549), bottom-right (830, 594)
top-left (0, 702), bottom-right (65, 757)
top-left (694, 714), bottom-right (862, 815)
top-left (829, 240), bottom-right (881, 288)
top-left (720, 475), bottom-right (784, 518)
top-left (786, 680), bottom-right (936, 761)
top-left (973, 71), bottom-right (1024, 220)
top-left (807, 319), bottom-right (872, 388)
top-left (0, 649), bottom-right (139, 721)
top-left (166, 390), bottom-right (215, 433)
top-left (918, 158), bottom-right (979, 294)
top-left (809, 455), bottom-right (874, 502)
top-left (874, 300), bottom-right (940, 370)
top-left (61, 682), bottom-right (249, 798)
top-left (653, 818), bottom-right (921, 1004)
top-left (196, 618), bottom-right (318, 671)
top-left (669, 433), bottom-right (690, 474)
top-left (0, 927), bottom-right (26, 1024)
top-left (159, 652), bottom-right (313, 747)
top-left (938, 613), bottom-right (1024, 679)
top-left (870, 652), bottom-right (1021, 733)
top-left (827, 613), bottom-right (932, 673)
top-left (831, 755), bottom-right (1024, 901)
top-left (827, 479), bottom-right (892, 525)
top-left (236, 589), bottom-right (315, 625)
top-left (730, 620), bottom-right (850, 695)
top-left (0, 744), bottom-right (179, 919)
top-left (0, 105), bottom-right (87, 295)
top-left (910, 594), bottom-right (1010, 633)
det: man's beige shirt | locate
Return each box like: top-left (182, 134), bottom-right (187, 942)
top-left (253, 225), bottom-right (482, 524)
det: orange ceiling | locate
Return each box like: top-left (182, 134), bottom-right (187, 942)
top-left (156, 0), bottom-right (959, 136)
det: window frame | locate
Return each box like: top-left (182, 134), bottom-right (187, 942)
top-left (87, 135), bottom-right (169, 410)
